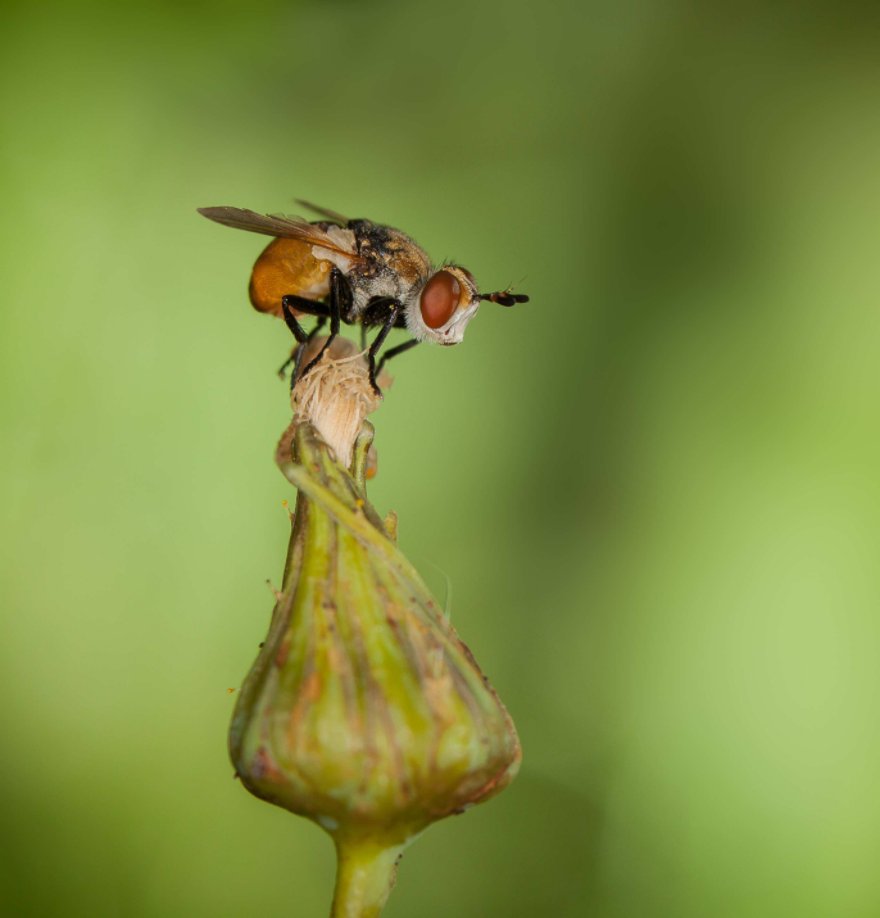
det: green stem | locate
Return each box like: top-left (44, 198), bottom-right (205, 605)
top-left (330, 836), bottom-right (405, 918)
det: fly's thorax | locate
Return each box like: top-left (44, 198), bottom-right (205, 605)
top-left (348, 267), bottom-right (421, 315)
top-left (405, 266), bottom-right (481, 345)
top-left (352, 222), bottom-right (431, 281)
top-left (351, 222), bottom-right (432, 309)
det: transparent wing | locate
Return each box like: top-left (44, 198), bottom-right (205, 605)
top-left (197, 206), bottom-right (358, 258)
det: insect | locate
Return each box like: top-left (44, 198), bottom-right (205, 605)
top-left (198, 201), bottom-right (529, 394)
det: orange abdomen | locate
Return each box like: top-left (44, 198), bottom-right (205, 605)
top-left (249, 237), bottom-right (332, 318)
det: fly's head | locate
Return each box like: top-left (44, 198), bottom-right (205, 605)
top-left (405, 267), bottom-right (529, 346)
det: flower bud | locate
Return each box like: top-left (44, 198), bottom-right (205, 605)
top-left (230, 344), bottom-right (520, 915)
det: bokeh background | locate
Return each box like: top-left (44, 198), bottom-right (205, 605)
top-left (3, 2), bottom-right (880, 915)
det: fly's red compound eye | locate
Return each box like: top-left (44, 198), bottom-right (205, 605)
top-left (419, 270), bottom-right (461, 329)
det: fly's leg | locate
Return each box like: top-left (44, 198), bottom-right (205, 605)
top-left (279, 296), bottom-right (329, 383)
top-left (375, 339), bottom-right (420, 379)
top-left (280, 296), bottom-right (311, 345)
top-left (277, 354), bottom-right (295, 378)
top-left (300, 268), bottom-right (349, 379)
top-left (366, 304), bottom-right (401, 396)
top-left (286, 316), bottom-right (327, 384)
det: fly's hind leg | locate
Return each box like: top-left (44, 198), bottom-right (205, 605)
top-left (300, 268), bottom-right (352, 379)
top-left (280, 296), bottom-right (311, 345)
top-left (285, 316), bottom-right (328, 385)
top-left (280, 295), bottom-right (330, 385)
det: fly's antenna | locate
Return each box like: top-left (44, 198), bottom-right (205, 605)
top-left (479, 288), bottom-right (530, 307)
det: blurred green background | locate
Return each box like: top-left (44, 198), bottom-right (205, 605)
top-left (3, 1), bottom-right (880, 915)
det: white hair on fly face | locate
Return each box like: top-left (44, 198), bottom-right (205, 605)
top-left (403, 284), bottom-right (437, 343)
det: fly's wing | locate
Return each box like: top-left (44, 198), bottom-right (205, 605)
top-left (294, 200), bottom-right (350, 224)
top-left (197, 206), bottom-right (359, 259)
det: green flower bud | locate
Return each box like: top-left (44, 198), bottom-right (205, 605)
top-left (230, 343), bottom-right (520, 915)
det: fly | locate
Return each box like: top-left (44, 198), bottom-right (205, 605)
top-left (198, 201), bottom-right (529, 394)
